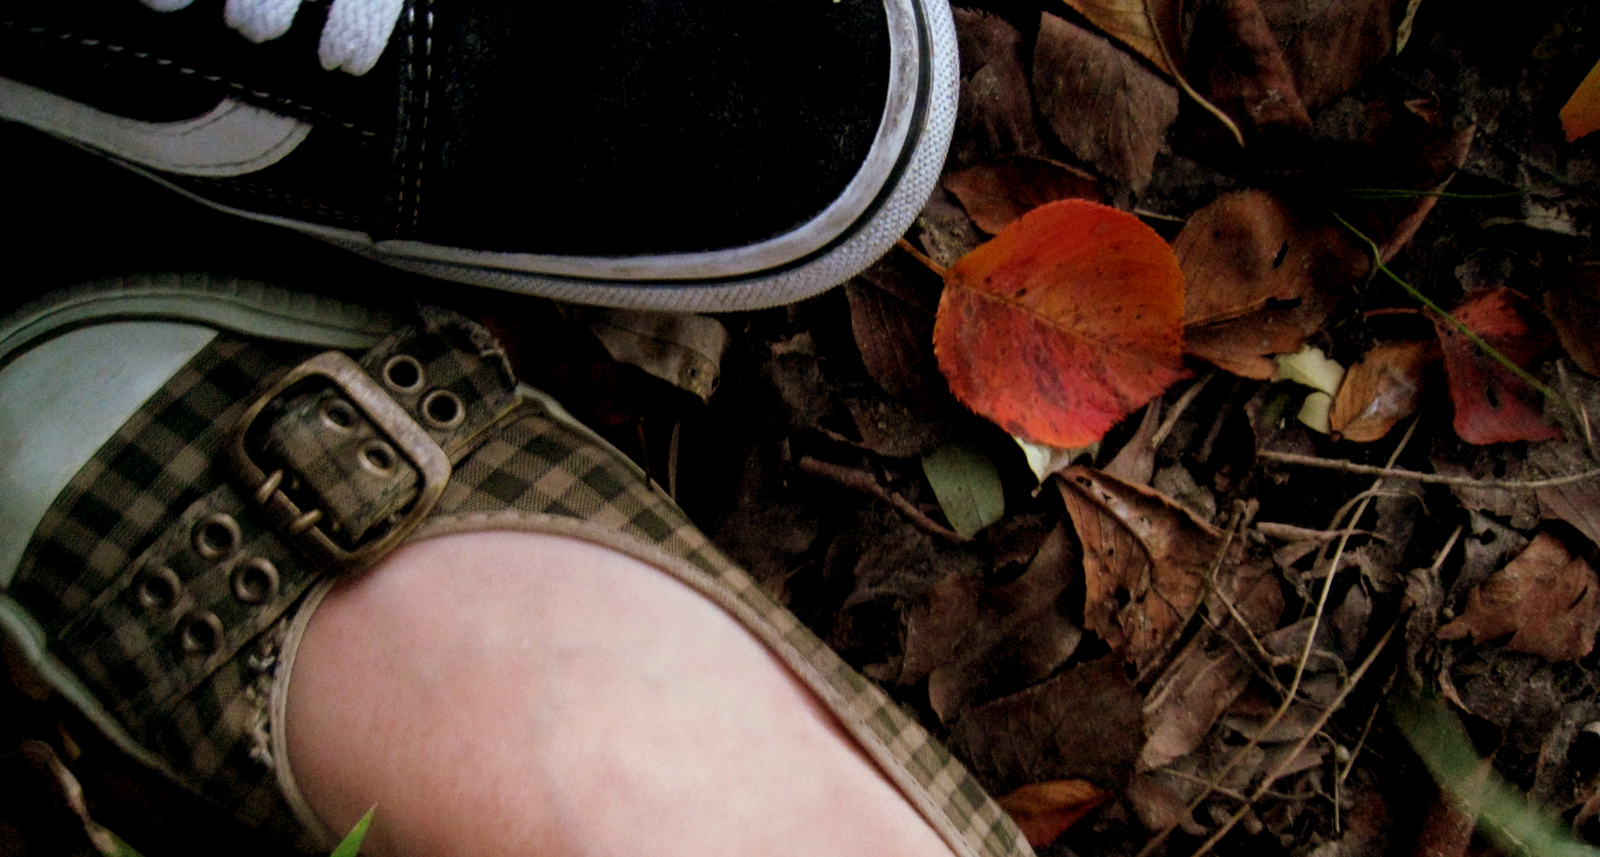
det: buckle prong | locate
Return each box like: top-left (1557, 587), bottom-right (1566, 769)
top-left (229, 351), bottom-right (450, 570)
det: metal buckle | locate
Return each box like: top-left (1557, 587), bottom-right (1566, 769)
top-left (228, 351), bottom-right (450, 570)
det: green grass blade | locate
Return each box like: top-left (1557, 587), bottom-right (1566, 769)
top-left (329, 807), bottom-right (376, 857)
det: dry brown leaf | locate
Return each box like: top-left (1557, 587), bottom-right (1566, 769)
top-left (1140, 642), bottom-right (1254, 768)
top-left (943, 155), bottom-right (1105, 234)
top-left (1175, 190), bottom-right (1367, 378)
top-left (1544, 266), bottom-right (1600, 376)
top-left (1034, 12), bottom-right (1179, 192)
top-left (1059, 0), bottom-right (1182, 75)
top-left (1186, 0), bottom-right (1312, 140)
top-left (847, 252), bottom-right (943, 401)
top-left (1056, 466), bottom-right (1282, 669)
top-left (1437, 532), bottom-right (1600, 661)
top-left (995, 779), bottom-right (1112, 848)
top-left (1257, 0), bottom-right (1397, 110)
top-left (952, 7), bottom-right (1044, 168)
top-left (928, 521), bottom-right (1083, 721)
top-left (1330, 339), bottom-right (1439, 442)
top-left (1531, 442), bottom-right (1600, 548)
top-left (1126, 772), bottom-right (1210, 836)
top-left (946, 655), bottom-right (1145, 795)
top-left (1342, 98), bottom-right (1477, 262)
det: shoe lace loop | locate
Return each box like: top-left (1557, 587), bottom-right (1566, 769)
top-left (140, 0), bottom-right (403, 76)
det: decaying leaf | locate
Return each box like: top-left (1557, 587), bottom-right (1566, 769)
top-left (995, 779), bottom-right (1113, 847)
top-left (935, 199), bottom-right (1189, 448)
top-left (588, 309), bottom-right (728, 402)
top-left (1531, 442), bottom-right (1600, 548)
top-left (1257, 0), bottom-right (1397, 110)
top-left (1544, 266), bottom-right (1600, 376)
top-left (1432, 287), bottom-right (1562, 445)
top-left (1341, 97), bottom-right (1477, 262)
top-left (1186, 0), bottom-right (1313, 140)
top-left (929, 521), bottom-right (1083, 720)
top-left (1560, 58), bottom-right (1600, 143)
top-left (1057, 466), bottom-right (1282, 669)
top-left (1140, 641), bottom-right (1254, 768)
top-left (1034, 12), bottom-right (1179, 192)
top-left (952, 7), bottom-right (1045, 168)
top-left (946, 656), bottom-right (1145, 796)
top-left (1330, 339), bottom-right (1439, 442)
top-left (943, 155), bottom-right (1105, 234)
top-left (1438, 532), bottom-right (1600, 661)
top-left (1058, 0), bottom-right (1183, 75)
top-left (1176, 190), bottom-right (1367, 378)
top-left (847, 252), bottom-right (945, 401)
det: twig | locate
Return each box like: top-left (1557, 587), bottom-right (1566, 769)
top-left (1144, 0), bottom-right (1243, 147)
top-left (1187, 615), bottom-right (1402, 857)
top-left (894, 238), bottom-right (948, 278)
top-left (1257, 449), bottom-right (1600, 489)
top-left (1138, 420), bottom-right (1418, 857)
top-left (1151, 371), bottom-right (1215, 451)
top-left (796, 456), bottom-right (972, 543)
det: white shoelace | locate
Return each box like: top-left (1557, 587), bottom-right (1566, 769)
top-left (140, 0), bottom-right (404, 76)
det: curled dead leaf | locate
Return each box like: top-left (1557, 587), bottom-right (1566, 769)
top-left (996, 779), bottom-right (1112, 848)
top-left (1330, 340), bottom-right (1439, 442)
top-left (1059, 0), bottom-right (1182, 76)
top-left (1437, 532), bottom-right (1600, 661)
top-left (935, 199), bottom-right (1189, 449)
top-left (1176, 190), bottom-right (1367, 378)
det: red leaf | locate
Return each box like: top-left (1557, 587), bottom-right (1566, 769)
top-left (995, 780), bottom-right (1112, 848)
top-left (1432, 287), bottom-right (1561, 445)
top-left (934, 199), bottom-right (1189, 448)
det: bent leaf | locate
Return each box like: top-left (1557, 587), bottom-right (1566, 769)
top-left (1433, 287), bottom-right (1561, 445)
top-left (1437, 532), bottom-right (1600, 662)
top-left (1059, 0), bottom-right (1182, 76)
top-left (935, 199), bottom-right (1188, 449)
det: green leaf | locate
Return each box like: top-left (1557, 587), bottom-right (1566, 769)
top-left (330, 807), bottom-right (376, 857)
top-left (922, 438), bottom-right (1006, 537)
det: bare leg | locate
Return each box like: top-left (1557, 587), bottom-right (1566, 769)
top-left (284, 531), bottom-right (956, 857)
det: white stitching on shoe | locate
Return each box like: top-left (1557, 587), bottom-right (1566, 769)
top-left (141, 0), bottom-right (403, 77)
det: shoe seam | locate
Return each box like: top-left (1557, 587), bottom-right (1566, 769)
top-left (181, 176), bottom-right (364, 226)
top-left (2, 19), bottom-right (379, 138)
top-left (391, 0), bottom-right (432, 235)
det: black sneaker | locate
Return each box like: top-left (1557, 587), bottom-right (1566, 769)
top-left (0, 0), bottom-right (956, 311)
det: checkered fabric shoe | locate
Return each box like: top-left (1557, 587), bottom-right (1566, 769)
top-left (0, 275), bottom-right (1031, 856)
top-left (0, 0), bottom-right (957, 312)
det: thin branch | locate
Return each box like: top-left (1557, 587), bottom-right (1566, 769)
top-left (1144, 0), bottom-right (1243, 147)
top-left (1258, 449), bottom-right (1600, 489)
top-left (894, 237), bottom-right (948, 278)
top-left (1187, 615), bottom-right (1402, 857)
top-left (796, 456), bottom-right (972, 543)
top-left (1152, 371), bottom-right (1216, 451)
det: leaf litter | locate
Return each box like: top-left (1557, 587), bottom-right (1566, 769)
top-left (12, 3), bottom-right (1600, 857)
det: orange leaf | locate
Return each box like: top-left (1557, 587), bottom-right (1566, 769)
top-left (1329, 340), bottom-right (1439, 443)
top-left (996, 779), bottom-right (1112, 847)
top-left (1561, 59), bottom-right (1600, 143)
top-left (1432, 287), bottom-right (1561, 446)
top-left (934, 199), bottom-right (1188, 448)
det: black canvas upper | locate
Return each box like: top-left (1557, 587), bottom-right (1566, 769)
top-left (0, 0), bottom-right (891, 255)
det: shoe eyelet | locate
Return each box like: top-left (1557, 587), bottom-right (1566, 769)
top-left (179, 611), bottom-right (224, 657)
top-left (318, 397), bottom-right (359, 432)
top-left (359, 440), bottom-right (398, 474)
top-left (193, 514), bottom-right (242, 561)
top-left (231, 558), bottom-right (279, 605)
top-left (420, 390), bottom-right (465, 430)
top-left (134, 566), bottom-right (182, 614)
top-left (381, 355), bottom-right (426, 393)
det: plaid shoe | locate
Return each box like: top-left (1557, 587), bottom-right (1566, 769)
top-left (0, 0), bottom-right (957, 312)
top-left (0, 275), bottom-right (1031, 856)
